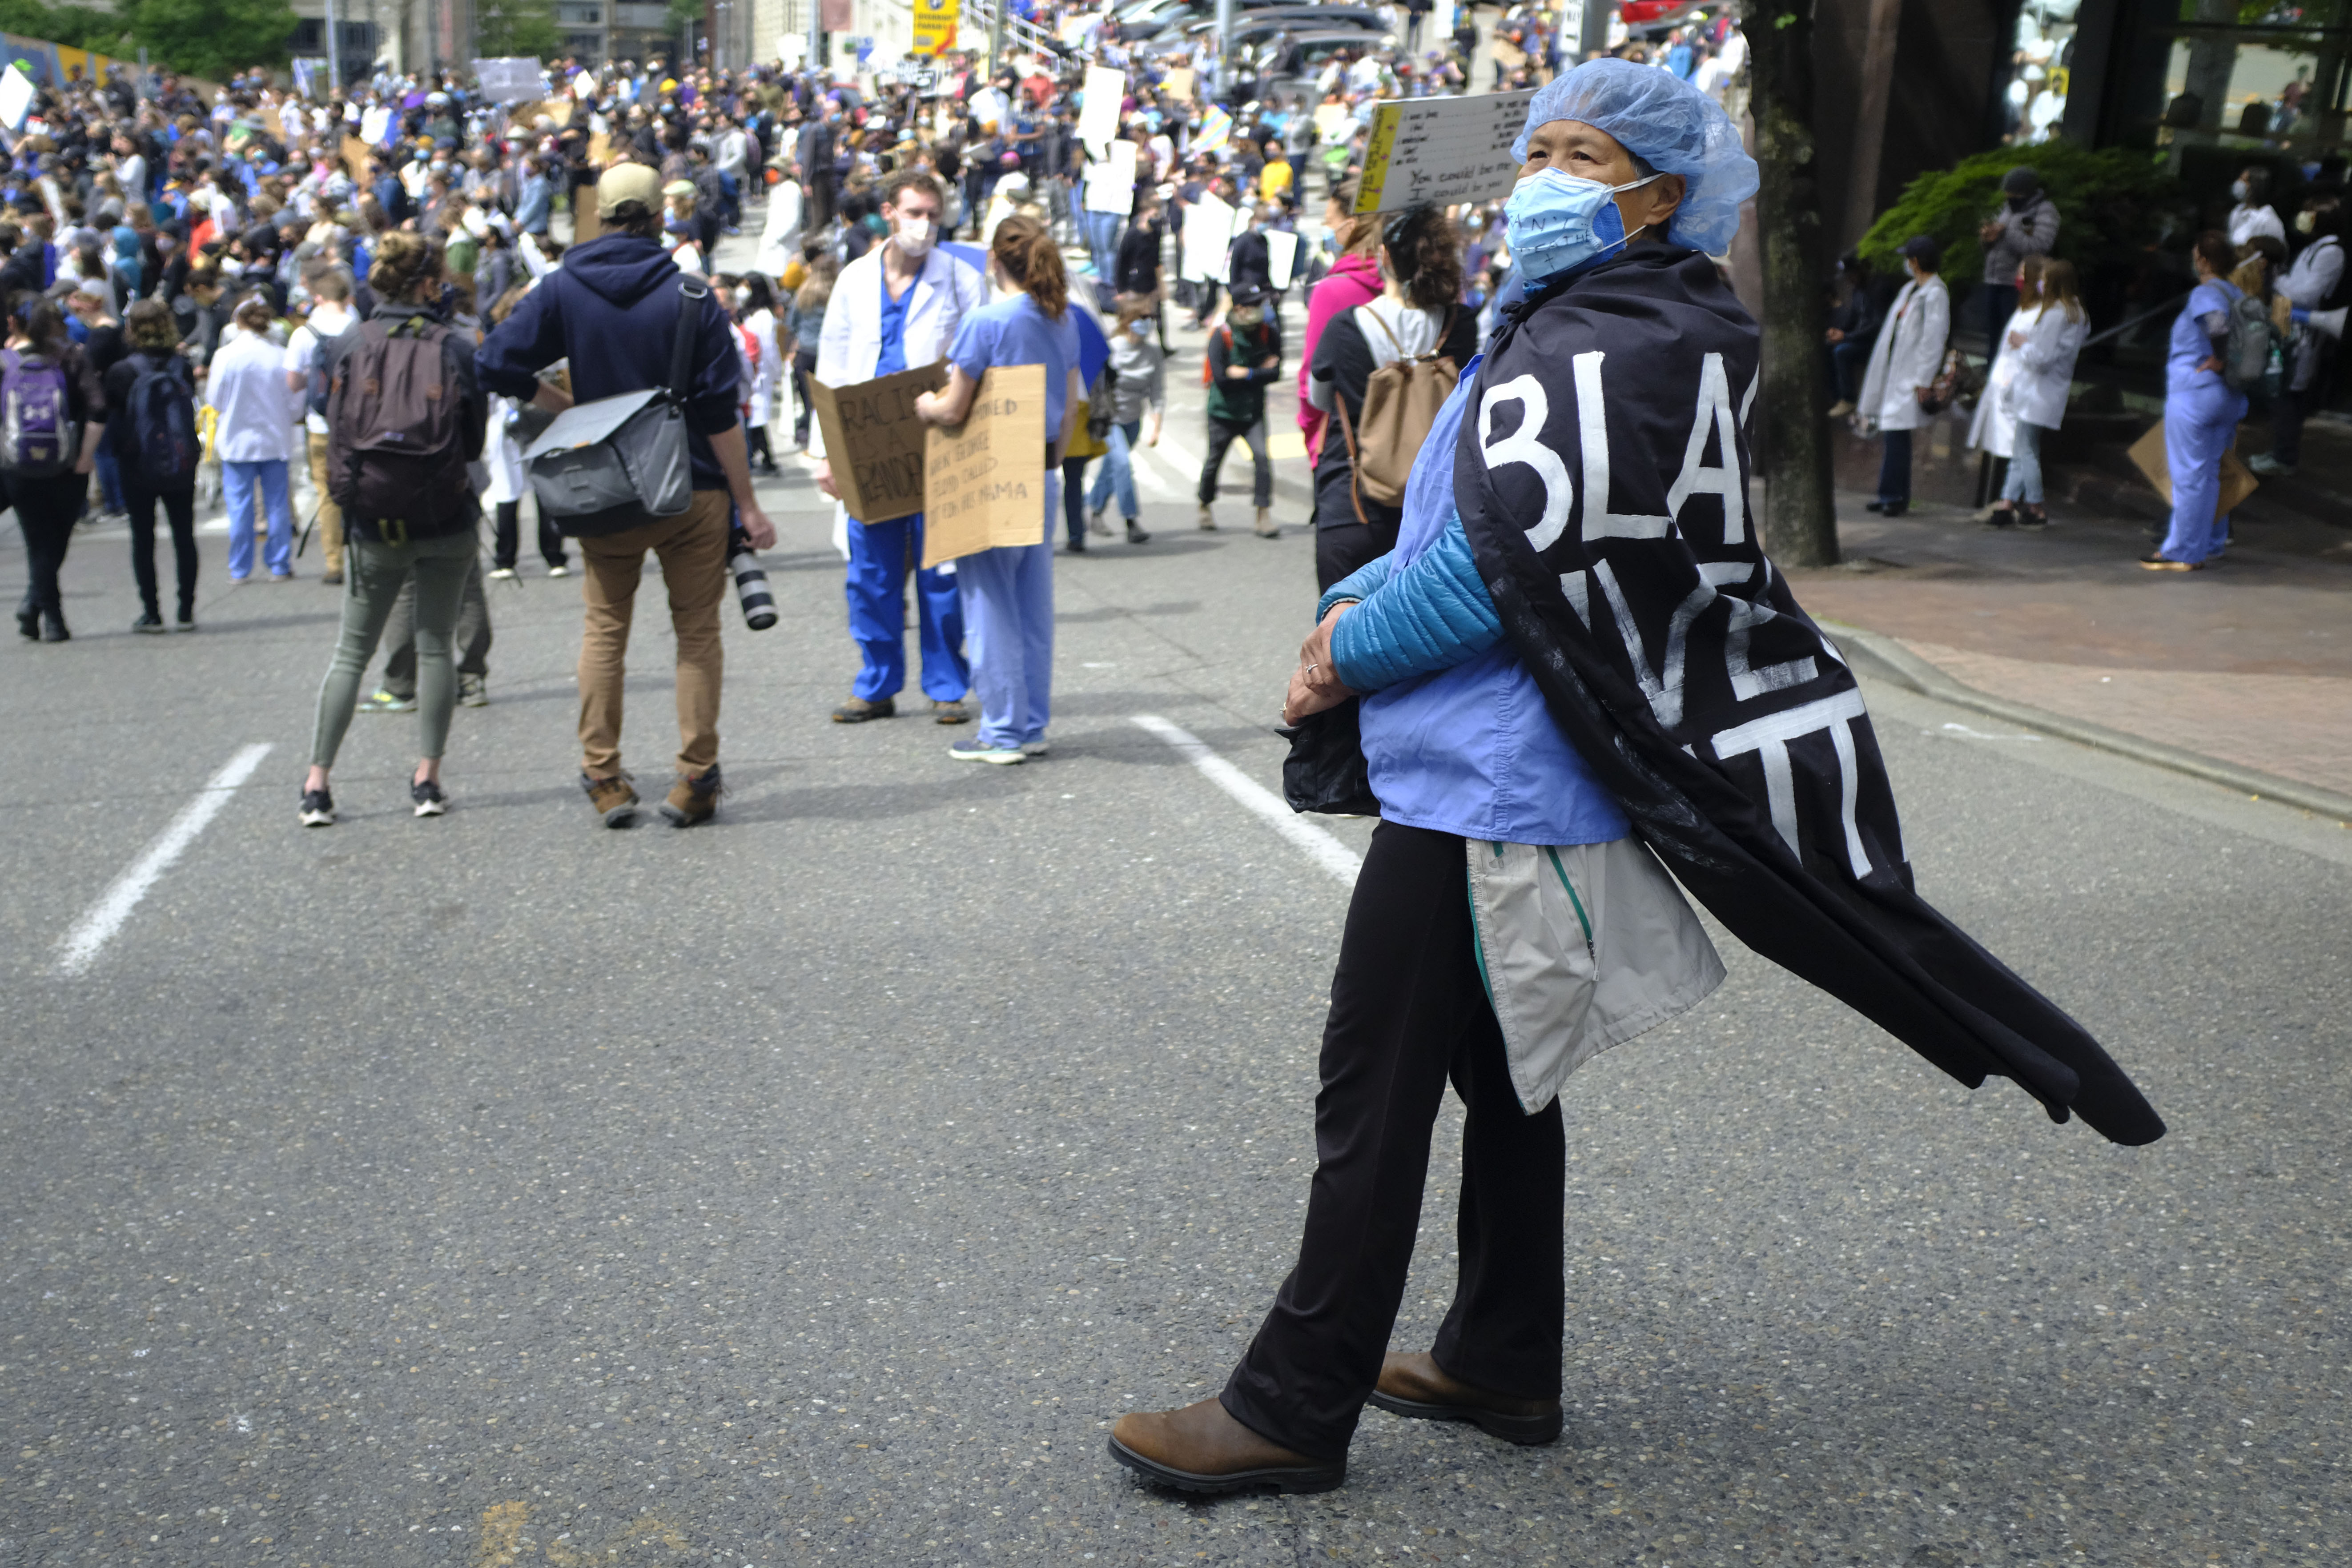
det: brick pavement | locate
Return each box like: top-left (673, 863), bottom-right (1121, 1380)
top-left (1786, 490), bottom-right (2352, 798)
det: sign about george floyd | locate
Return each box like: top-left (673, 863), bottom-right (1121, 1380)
top-left (923, 365), bottom-right (1048, 566)
top-left (806, 361), bottom-right (950, 525)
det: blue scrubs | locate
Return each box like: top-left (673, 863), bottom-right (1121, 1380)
top-left (845, 266), bottom-right (969, 704)
top-left (946, 293), bottom-right (1083, 750)
top-left (2156, 279), bottom-right (2248, 566)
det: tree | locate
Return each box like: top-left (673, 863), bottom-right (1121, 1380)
top-left (128, 0), bottom-right (298, 80)
top-left (476, 0), bottom-right (562, 60)
top-left (1745, 0), bottom-right (1839, 568)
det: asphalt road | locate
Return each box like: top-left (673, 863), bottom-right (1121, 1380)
top-left (4, 305), bottom-right (2349, 1568)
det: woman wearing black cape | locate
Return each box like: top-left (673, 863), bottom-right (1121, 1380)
top-left (1106, 61), bottom-right (2162, 1497)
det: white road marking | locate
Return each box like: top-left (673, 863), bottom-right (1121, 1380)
top-left (1940, 722), bottom-right (2043, 742)
top-left (1130, 715), bottom-right (1361, 885)
top-left (56, 743), bottom-right (274, 976)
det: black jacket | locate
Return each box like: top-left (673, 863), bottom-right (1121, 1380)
top-left (1115, 218), bottom-right (1162, 297)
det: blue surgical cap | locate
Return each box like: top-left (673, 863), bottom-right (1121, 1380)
top-left (1510, 59), bottom-right (1760, 257)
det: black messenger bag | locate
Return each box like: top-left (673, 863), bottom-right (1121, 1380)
top-left (522, 275), bottom-right (707, 537)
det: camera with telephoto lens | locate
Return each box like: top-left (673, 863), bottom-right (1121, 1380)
top-left (729, 525), bottom-right (777, 631)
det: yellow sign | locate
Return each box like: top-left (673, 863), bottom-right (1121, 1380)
top-left (912, 0), bottom-right (960, 57)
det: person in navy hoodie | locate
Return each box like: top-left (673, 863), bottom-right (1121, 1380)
top-left (474, 163), bottom-right (777, 831)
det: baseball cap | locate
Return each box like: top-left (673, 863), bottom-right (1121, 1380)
top-left (662, 179), bottom-right (696, 199)
top-left (595, 163), bottom-right (663, 217)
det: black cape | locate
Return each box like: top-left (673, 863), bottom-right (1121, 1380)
top-left (1454, 247), bottom-right (2162, 1146)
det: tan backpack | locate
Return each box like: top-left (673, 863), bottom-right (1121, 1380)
top-left (1335, 306), bottom-right (1457, 515)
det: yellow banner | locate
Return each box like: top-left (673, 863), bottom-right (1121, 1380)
top-left (912, 0), bottom-right (960, 57)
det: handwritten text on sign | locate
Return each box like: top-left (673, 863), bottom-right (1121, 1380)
top-left (923, 364), bottom-right (1048, 567)
top-left (1354, 89), bottom-right (1538, 215)
top-left (806, 361), bottom-right (949, 524)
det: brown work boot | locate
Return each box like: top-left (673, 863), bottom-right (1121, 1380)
top-left (581, 771), bottom-right (639, 829)
top-left (831, 695), bottom-right (895, 723)
top-left (1106, 1397), bottom-right (1344, 1496)
top-left (659, 765), bottom-right (722, 828)
top-left (1368, 1351), bottom-right (1563, 1445)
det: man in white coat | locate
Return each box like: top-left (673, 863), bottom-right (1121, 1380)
top-left (813, 169), bottom-right (989, 724)
top-left (1856, 234), bottom-right (1950, 518)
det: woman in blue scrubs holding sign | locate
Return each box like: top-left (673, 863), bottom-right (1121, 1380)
top-left (914, 216), bottom-right (1083, 764)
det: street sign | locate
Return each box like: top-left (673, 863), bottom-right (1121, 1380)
top-left (913, 0), bottom-right (959, 55)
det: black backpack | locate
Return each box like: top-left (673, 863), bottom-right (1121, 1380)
top-left (124, 350), bottom-right (199, 488)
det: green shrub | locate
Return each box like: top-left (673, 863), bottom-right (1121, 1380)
top-left (1857, 141), bottom-right (2190, 281)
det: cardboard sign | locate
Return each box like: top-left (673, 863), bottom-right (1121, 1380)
top-left (1084, 139), bottom-right (1137, 215)
top-left (1163, 67), bottom-right (1194, 104)
top-left (807, 361), bottom-right (950, 524)
top-left (1266, 229), bottom-right (1299, 291)
top-left (1355, 88), bottom-right (1537, 214)
top-left (1078, 64), bottom-right (1126, 158)
top-left (912, 0), bottom-right (960, 57)
top-left (923, 365), bottom-right (1048, 566)
top-left (340, 134), bottom-right (373, 181)
top-left (2128, 419), bottom-right (2257, 519)
top-left (474, 57), bottom-right (544, 105)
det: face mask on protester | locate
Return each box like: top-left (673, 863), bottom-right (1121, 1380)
top-left (1128, 318), bottom-right (1151, 338)
top-left (894, 214), bottom-right (933, 257)
top-left (2296, 209), bottom-right (2317, 235)
top-left (1504, 164), bottom-right (1662, 283)
top-left (1229, 305), bottom-right (1265, 327)
top-left (2232, 180), bottom-right (2251, 204)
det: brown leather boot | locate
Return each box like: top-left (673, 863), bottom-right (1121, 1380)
top-left (1107, 1397), bottom-right (1345, 1495)
top-left (1368, 1351), bottom-right (1564, 1445)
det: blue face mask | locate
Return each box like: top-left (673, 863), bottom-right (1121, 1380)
top-left (1504, 166), bottom-right (1661, 283)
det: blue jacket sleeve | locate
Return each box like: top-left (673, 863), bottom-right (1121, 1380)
top-left (1327, 513), bottom-right (1504, 692)
top-left (1316, 555), bottom-right (1391, 621)
top-left (474, 278), bottom-right (568, 401)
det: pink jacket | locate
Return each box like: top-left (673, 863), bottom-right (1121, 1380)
top-left (1298, 253), bottom-right (1383, 463)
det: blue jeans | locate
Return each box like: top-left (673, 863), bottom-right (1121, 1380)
top-left (846, 511), bottom-right (969, 703)
top-left (2000, 421), bottom-right (2045, 504)
top-left (222, 457), bottom-right (293, 577)
top-left (2157, 383), bottom-right (2245, 564)
top-left (1875, 429), bottom-right (1912, 507)
top-left (1086, 420), bottom-right (1141, 520)
top-left (957, 477), bottom-right (1056, 749)
top-left (1083, 211), bottom-right (1121, 279)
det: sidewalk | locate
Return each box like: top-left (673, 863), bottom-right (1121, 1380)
top-left (1785, 489), bottom-right (2352, 803)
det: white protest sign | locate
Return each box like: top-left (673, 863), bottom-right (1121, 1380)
top-left (1181, 188), bottom-right (1235, 284)
top-left (1085, 139), bottom-right (1138, 215)
top-left (1267, 229), bottom-right (1299, 291)
top-left (1078, 64), bottom-right (1126, 159)
top-left (361, 104), bottom-right (393, 144)
top-left (0, 66), bottom-right (33, 132)
top-left (1354, 88), bottom-right (1538, 214)
top-left (473, 57), bottom-right (545, 105)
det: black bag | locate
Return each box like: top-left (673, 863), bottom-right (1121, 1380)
top-left (521, 275), bottom-right (707, 538)
top-left (1275, 700), bottom-right (1380, 817)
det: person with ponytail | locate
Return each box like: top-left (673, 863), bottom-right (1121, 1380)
top-left (913, 215), bottom-right (1083, 766)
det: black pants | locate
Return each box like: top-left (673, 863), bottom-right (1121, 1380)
top-left (1876, 428), bottom-right (1913, 507)
top-left (126, 478), bottom-right (198, 618)
top-left (1314, 516), bottom-right (1400, 594)
top-left (1061, 454), bottom-right (1090, 545)
top-left (1199, 414), bottom-right (1271, 508)
top-left (493, 499), bottom-right (567, 570)
top-left (747, 424), bottom-right (777, 473)
top-left (1980, 282), bottom-right (2017, 354)
top-left (793, 347), bottom-right (818, 446)
top-left (9, 471), bottom-right (84, 622)
top-left (1222, 822), bottom-right (1566, 1462)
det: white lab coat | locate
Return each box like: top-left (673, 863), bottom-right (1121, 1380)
top-left (814, 243), bottom-right (987, 555)
top-left (1970, 303), bottom-right (2087, 455)
top-left (810, 244), bottom-right (987, 461)
top-left (753, 180), bottom-right (803, 278)
top-left (743, 307), bottom-right (784, 428)
top-left (1856, 273), bottom-right (1949, 433)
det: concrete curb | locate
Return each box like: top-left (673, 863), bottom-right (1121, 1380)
top-left (1821, 619), bottom-right (2352, 825)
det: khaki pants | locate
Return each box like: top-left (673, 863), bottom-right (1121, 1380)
top-left (306, 429), bottom-right (345, 576)
top-left (577, 490), bottom-right (731, 778)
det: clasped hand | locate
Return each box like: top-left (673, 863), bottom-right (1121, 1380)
top-left (1283, 603), bottom-right (1354, 725)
